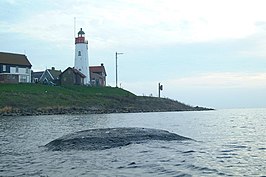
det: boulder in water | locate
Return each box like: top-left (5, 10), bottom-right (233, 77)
top-left (45, 127), bottom-right (191, 151)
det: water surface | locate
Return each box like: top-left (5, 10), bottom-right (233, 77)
top-left (0, 109), bottom-right (266, 176)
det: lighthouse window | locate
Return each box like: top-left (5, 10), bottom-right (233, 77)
top-left (78, 51), bottom-right (81, 56)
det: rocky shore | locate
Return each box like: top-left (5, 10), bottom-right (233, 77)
top-left (0, 98), bottom-right (213, 117)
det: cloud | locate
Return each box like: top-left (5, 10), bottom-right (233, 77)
top-left (7, 10), bottom-right (73, 47)
top-left (4, 0), bottom-right (16, 4)
top-left (165, 72), bottom-right (266, 89)
top-left (123, 72), bottom-right (266, 97)
top-left (237, 31), bottom-right (266, 58)
top-left (3, 0), bottom-right (266, 50)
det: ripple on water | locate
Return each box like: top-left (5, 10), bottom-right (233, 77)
top-left (182, 150), bottom-right (196, 154)
top-left (223, 143), bottom-right (250, 151)
top-left (258, 147), bottom-right (266, 151)
top-left (218, 149), bottom-right (238, 158)
top-left (186, 164), bottom-right (220, 175)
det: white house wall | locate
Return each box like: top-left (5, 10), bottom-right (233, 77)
top-left (10, 66), bottom-right (31, 83)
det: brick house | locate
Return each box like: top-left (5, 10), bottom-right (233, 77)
top-left (89, 63), bottom-right (107, 86)
top-left (60, 67), bottom-right (86, 85)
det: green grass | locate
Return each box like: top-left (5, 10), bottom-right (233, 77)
top-left (0, 83), bottom-right (136, 109)
top-left (0, 83), bottom-right (211, 115)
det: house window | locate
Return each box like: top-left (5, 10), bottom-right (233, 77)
top-left (26, 68), bottom-right (30, 74)
top-left (34, 78), bottom-right (38, 83)
top-left (20, 75), bottom-right (27, 83)
top-left (3, 65), bottom-right (6, 71)
top-left (78, 51), bottom-right (81, 56)
top-left (91, 79), bottom-right (96, 85)
top-left (16, 66), bottom-right (19, 73)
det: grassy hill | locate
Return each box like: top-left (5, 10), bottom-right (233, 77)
top-left (0, 83), bottom-right (212, 116)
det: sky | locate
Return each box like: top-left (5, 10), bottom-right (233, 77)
top-left (1, 0), bottom-right (266, 109)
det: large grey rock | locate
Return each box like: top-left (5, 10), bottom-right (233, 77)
top-left (45, 127), bottom-right (191, 151)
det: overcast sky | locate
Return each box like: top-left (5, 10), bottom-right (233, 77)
top-left (1, 0), bottom-right (266, 109)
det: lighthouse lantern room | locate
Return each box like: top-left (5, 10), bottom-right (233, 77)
top-left (74, 28), bottom-right (90, 84)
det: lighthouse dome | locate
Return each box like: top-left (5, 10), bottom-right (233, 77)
top-left (78, 28), bottom-right (85, 35)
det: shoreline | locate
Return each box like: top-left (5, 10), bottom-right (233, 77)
top-left (0, 106), bottom-right (214, 117)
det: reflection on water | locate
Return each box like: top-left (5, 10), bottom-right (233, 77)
top-left (0, 109), bottom-right (266, 176)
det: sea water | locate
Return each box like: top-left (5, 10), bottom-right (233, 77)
top-left (0, 109), bottom-right (265, 176)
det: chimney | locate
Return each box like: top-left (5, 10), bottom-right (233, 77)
top-left (51, 67), bottom-right (55, 70)
top-left (101, 63), bottom-right (104, 66)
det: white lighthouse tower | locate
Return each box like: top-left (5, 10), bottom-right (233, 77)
top-left (74, 28), bottom-right (90, 84)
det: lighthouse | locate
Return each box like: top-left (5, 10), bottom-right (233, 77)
top-left (74, 28), bottom-right (90, 84)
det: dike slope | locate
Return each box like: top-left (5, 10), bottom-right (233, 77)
top-left (0, 84), bottom-right (213, 116)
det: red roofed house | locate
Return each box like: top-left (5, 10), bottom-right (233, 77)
top-left (0, 52), bottom-right (32, 83)
top-left (89, 63), bottom-right (107, 86)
